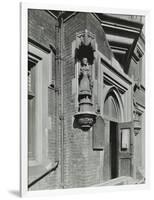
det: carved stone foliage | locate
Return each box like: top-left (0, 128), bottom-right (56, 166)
top-left (75, 30), bottom-right (96, 64)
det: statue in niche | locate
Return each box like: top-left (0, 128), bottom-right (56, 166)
top-left (79, 57), bottom-right (93, 96)
top-left (74, 31), bottom-right (97, 130)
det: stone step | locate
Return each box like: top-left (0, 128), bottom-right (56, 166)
top-left (93, 176), bottom-right (140, 186)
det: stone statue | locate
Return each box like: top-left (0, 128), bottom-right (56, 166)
top-left (79, 57), bottom-right (93, 95)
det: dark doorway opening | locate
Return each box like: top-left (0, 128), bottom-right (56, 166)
top-left (110, 121), bottom-right (118, 179)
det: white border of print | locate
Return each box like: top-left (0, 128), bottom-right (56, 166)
top-left (20, 2), bottom-right (150, 198)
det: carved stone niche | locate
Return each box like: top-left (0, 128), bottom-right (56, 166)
top-left (73, 30), bottom-right (97, 131)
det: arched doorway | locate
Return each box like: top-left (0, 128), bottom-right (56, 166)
top-left (103, 87), bottom-right (134, 180)
top-left (103, 87), bottom-right (123, 179)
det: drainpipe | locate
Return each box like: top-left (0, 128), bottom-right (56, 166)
top-left (56, 12), bottom-right (65, 189)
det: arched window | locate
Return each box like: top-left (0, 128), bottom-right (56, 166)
top-left (104, 91), bottom-right (121, 122)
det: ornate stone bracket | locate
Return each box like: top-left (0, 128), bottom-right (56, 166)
top-left (133, 85), bottom-right (141, 135)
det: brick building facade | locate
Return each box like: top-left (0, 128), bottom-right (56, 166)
top-left (27, 10), bottom-right (145, 190)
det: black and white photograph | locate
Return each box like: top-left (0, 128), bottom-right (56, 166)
top-left (26, 8), bottom-right (145, 191)
top-left (3, 0), bottom-right (154, 199)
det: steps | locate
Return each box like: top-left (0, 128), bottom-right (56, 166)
top-left (93, 176), bottom-right (144, 186)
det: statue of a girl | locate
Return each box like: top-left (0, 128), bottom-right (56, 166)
top-left (79, 57), bottom-right (93, 95)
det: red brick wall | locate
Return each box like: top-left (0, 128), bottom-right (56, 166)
top-left (28, 10), bottom-right (113, 190)
top-left (86, 13), bottom-right (113, 60)
top-left (63, 12), bottom-right (112, 188)
top-left (28, 10), bottom-right (60, 191)
top-left (28, 9), bottom-right (57, 49)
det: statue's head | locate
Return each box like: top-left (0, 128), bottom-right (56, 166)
top-left (81, 57), bottom-right (88, 66)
